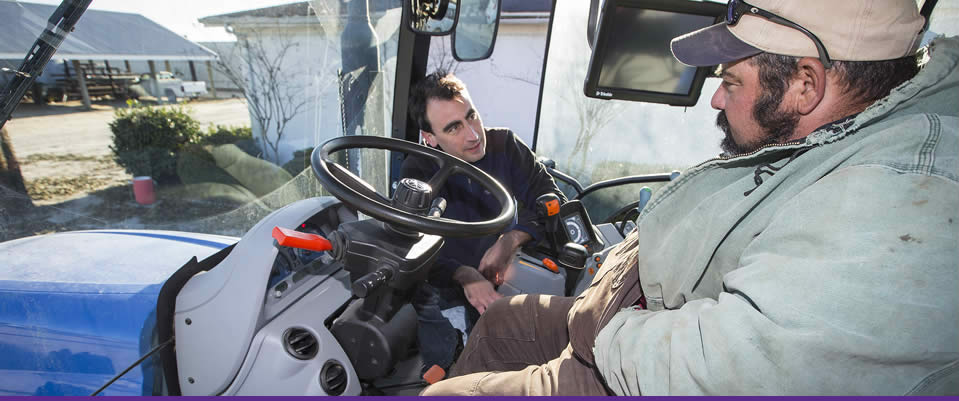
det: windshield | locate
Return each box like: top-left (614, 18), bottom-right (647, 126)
top-left (1, 0), bottom-right (400, 242)
top-left (534, 0), bottom-right (724, 223)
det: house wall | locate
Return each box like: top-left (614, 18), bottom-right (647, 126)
top-left (428, 19), bottom-right (549, 147)
top-left (210, 13), bottom-right (547, 165)
top-left (219, 15), bottom-right (401, 165)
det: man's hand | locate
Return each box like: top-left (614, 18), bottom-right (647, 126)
top-left (453, 265), bottom-right (502, 314)
top-left (478, 230), bottom-right (532, 285)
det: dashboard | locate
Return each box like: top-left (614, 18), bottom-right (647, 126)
top-left (522, 200), bottom-right (604, 259)
top-left (563, 214), bottom-right (589, 245)
top-left (558, 200), bottom-right (603, 253)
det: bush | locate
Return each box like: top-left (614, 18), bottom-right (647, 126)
top-left (201, 125), bottom-right (260, 158)
top-left (109, 100), bottom-right (201, 183)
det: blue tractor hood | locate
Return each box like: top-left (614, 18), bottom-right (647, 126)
top-left (0, 230), bottom-right (235, 396)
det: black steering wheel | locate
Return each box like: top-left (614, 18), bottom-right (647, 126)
top-left (311, 136), bottom-right (515, 238)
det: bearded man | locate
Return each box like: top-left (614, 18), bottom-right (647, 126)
top-left (422, 0), bottom-right (958, 395)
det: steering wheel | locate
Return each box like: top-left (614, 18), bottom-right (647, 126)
top-left (311, 136), bottom-right (515, 238)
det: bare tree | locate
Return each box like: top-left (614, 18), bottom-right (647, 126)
top-left (489, 55), bottom-right (540, 86)
top-left (214, 29), bottom-right (310, 163)
top-left (562, 67), bottom-right (624, 176)
top-left (428, 36), bottom-right (466, 74)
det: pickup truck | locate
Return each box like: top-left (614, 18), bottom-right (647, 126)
top-left (136, 70), bottom-right (207, 101)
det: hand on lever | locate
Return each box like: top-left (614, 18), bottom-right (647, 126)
top-left (478, 230), bottom-right (531, 285)
top-left (454, 265), bottom-right (502, 314)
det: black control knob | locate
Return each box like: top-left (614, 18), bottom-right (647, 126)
top-left (535, 193), bottom-right (561, 219)
top-left (536, 193), bottom-right (563, 253)
top-left (392, 178), bottom-right (433, 214)
top-left (352, 268), bottom-right (394, 298)
top-left (558, 242), bottom-right (588, 270)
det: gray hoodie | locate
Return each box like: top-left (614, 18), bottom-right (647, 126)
top-left (594, 36), bottom-right (959, 395)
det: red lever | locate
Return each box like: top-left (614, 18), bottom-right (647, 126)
top-left (423, 365), bottom-right (446, 384)
top-left (541, 258), bottom-right (559, 273)
top-left (272, 227), bottom-right (333, 252)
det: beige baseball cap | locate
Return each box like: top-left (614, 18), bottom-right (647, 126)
top-left (671, 0), bottom-right (926, 67)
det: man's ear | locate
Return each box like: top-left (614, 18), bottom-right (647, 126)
top-left (420, 130), bottom-right (436, 147)
top-left (793, 57), bottom-right (827, 115)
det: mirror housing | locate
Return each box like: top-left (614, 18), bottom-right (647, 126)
top-left (406, 0), bottom-right (460, 36)
top-left (452, 0), bottom-right (501, 61)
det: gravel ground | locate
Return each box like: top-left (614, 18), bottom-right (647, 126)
top-left (1, 97), bottom-right (251, 241)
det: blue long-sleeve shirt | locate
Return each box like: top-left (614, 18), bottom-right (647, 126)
top-left (399, 128), bottom-right (566, 288)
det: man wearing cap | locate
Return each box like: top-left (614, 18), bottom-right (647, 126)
top-left (421, 0), bottom-right (957, 396)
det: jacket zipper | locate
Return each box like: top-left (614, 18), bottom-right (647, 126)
top-left (694, 139), bottom-right (807, 167)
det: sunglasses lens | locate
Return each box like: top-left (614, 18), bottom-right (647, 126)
top-left (727, 0), bottom-right (737, 22)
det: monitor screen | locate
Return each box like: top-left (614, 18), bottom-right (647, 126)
top-left (584, 0), bottom-right (724, 106)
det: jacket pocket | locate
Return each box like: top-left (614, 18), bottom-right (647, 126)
top-left (567, 231), bottom-right (642, 366)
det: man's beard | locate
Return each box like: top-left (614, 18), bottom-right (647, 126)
top-left (716, 90), bottom-right (800, 156)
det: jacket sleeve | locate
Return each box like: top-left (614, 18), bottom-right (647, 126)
top-left (502, 130), bottom-right (567, 241)
top-left (399, 154), bottom-right (466, 288)
top-left (593, 166), bottom-right (959, 395)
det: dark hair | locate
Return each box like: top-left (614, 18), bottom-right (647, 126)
top-left (408, 70), bottom-right (468, 133)
top-left (750, 53), bottom-right (921, 109)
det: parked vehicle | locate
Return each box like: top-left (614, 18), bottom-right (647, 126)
top-left (135, 71), bottom-right (207, 101)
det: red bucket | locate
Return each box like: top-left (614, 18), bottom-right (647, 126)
top-left (133, 176), bottom-right (156, 205)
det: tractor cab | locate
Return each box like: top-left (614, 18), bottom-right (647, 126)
top-left (0, 0), bottom-right (953, 396)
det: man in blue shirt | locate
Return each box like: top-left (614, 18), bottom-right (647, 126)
top-left (401, 71), bottom-right (565, 379)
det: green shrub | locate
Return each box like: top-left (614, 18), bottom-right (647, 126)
top-left (201, 125), bottom-right (260, 158)
top-left (109, 100), bottom-right (201, 183)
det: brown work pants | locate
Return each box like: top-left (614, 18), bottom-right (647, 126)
top-left (421, 231), bottom-right (642, 396)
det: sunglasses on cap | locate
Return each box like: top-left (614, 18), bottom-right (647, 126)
top-left (726, 0), bottom-right (833, 68)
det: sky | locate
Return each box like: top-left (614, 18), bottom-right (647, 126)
top-left (22, 0), bottom-right (301, 42)
top-left (21, 0), bottom-right (959, 44)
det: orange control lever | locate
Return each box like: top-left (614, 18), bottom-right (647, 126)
top-left (541, 258), bottom-right (559, 273)
top-left (272, 226), bottom-right (333, 252)
top-left (544, 198), bottom-right (560, 216)
top-left (423, 365), bottom-right (446, 384)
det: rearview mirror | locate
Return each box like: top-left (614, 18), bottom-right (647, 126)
top-left (407, 0), bottom-right (460, 35)
top-left (452, 0), bottom-right (501, 61)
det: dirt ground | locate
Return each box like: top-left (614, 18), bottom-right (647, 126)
top-left (7, 97), bottom-right (250, 203)
top-left (1, 97), bottom-right (252, 241)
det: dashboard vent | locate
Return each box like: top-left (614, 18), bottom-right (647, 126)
top-left (283, 327), bottom-right (318, 360)
top-left (320, 359), bottom-right (347, 395)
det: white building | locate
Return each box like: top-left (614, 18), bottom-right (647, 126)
top-left (199, 0), bottom-right (549, 165)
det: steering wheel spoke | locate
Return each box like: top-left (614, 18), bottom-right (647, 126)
top-left (426, 163), bottom-right (455, 192)
top-left (327, 161), bottom-right (391, 205)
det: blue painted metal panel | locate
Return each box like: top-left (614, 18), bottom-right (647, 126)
top-left (0, 282), bottom-right (161, 396)
top-left (0, 230), bottom-right (236, 396)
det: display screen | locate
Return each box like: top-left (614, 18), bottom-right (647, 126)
top-left (564, 214), bottom-right (588, 245)
top-left (597, 8), bottom-right (712, 95)
top-left (583, 0), bottom-right (723, 106)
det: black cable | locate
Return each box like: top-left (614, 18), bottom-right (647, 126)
top-left (91, 337), bottom-right (174, 396)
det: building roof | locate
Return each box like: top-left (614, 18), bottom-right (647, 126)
top-left (0, 0), bottom-right (216, 61)
top-left (201, 2), bottom-right (319, 20)
top-left (200, 0), bottom-right (549, 24)
top-left (199, 0), bottom-right (395, 24)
